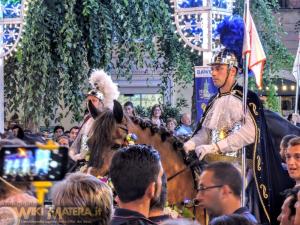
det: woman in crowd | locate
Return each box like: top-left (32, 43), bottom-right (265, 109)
top-left (150, 104), bottom-right (165, 127)
top-left (123, 101), bottom-right (136, 117)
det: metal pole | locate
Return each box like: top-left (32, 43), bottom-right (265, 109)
top-left (241, 0), bottom-right (250, 207)
top-left (0, 59), bottom-right (3, 134)
top-left (295, 34), bottom-right (300, 114)
top-left (241, 53), bottom-right (249, 207)
top-left (0, 4), bottom-right (4, 134)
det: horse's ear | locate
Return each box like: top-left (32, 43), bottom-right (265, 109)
top-left (88, 100), bottom-right (99, 119)
top-left (113, 100), bottom-right (123, 123)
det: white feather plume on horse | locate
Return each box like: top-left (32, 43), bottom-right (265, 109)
top-left (89, 69), bottom-right (120, 110)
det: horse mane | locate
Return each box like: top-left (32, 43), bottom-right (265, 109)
top-left (87, 109), bottom-right (117, 168)
top-left (129, 116), bottom-right (185, 153)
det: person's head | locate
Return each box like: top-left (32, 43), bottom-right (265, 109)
top-left (53, 126), bottom-right (64, 139)
top-left (69, 126), bottom-right (79, 141)
top-left (286, 137), bottom-right (300, 182)
top-left (278, 194), bottom-right (296, 225)
top-left (196, 162), bottom-right (242, 217)
top-left (51, 172), bottom-right (113, 225)
top-left (123, 101), bottom-right (135, 117)
top-left (151, 104), bottom-right (163, 119)
top-left (280, 135), bottom-right (298, 162)
top-left (166, 118), bottom-right (177, 132)
top-left (181, 113), bottom-right (191, 126)
top-left (11, 125), bottom-right (24, 139)
top-left (57, 135), bottom-right (70, 147)
top-left (295, 190), bottom-right (300, 224)
top-left (209, 49), bottom-right (238, 92)
top-left (109, 145), bottom-right (163, 206)
top-left (42, 130), bottom-right (50, 139)
top-left (210, 214), bottom-right (255, 225)
top-left (86, 91), bottom-right (104, 111)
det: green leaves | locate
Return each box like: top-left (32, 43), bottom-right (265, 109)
top-left (7, 0), bottom-right (290, 129)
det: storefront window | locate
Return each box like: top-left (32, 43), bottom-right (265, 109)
top-left (118, 94), bottom-right (162, 107)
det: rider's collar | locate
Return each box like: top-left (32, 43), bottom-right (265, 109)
top-left (217, 81), bottom-right (237, 97)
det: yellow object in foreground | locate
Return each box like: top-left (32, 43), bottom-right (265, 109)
top-left (32, 181), bottom-right (53, 205)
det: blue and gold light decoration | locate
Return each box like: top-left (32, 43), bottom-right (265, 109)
top-left (0, 0), bottom-right (27, 59)
top-left (170, 0), bottom-right (235, 54)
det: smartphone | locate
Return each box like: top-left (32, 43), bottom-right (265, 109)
top-left (0, 145), bottom-right (69, 182)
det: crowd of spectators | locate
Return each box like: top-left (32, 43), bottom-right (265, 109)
top-left (2, 102), bottom-right (300, 225)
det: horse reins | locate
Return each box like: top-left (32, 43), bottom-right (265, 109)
top-left (167, 159), bottom-right (201, 182)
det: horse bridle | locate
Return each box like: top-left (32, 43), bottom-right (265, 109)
top-left (167, 152), bottom-right (205, 214)
top-left (167, 158), bottom-right (201, 182)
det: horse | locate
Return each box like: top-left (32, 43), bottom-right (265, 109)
top-left (86, 100), bottom-right (203, 221)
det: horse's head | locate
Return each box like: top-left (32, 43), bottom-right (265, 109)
top-left (87, 100), bottom-right (129, 169)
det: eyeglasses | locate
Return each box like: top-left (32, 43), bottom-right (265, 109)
top-left (197, 185), bottom-right (223, 192)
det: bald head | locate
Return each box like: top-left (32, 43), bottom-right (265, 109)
top-left (181, 113), bottom-right (191, 126)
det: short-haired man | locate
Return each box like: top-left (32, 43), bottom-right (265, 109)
top-left (69, 126), bottom-right (79, 144)
top-left (277, 137), bottom-right (300, 225)
top-left (53, 125), bottom-right (64, 141)
top-left (286, 137), bottom-right (300, 186)
top-left (109, 145), bottom-right (164, 225)
top-left (196, 162), bottom-right (257, 224)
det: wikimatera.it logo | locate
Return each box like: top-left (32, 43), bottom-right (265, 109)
top-left (0, 204), bottom-right (103, 224)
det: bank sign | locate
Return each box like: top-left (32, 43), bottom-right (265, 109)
top-left (194, 66), bottom-right (217, 122)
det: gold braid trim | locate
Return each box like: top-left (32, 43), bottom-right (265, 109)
top-left (250, 111), bottom-right (271, 223)
top-left (249, 103), bottom-right (259, 115)
top-left (257, 155), bottom-right (262, 171)
top-left (259, 184), bottom-right (269, 199)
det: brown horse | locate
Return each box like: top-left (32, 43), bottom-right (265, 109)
top-left (87, 100), bottom-right (204, 221)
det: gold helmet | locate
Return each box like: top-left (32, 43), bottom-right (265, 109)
top-left (208, 48), bottom-right (239, 68)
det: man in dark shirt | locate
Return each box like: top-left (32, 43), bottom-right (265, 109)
top-left (196, 162), bottom-right (257, 224)
top-left (109, 145), bottom-right (164, 225)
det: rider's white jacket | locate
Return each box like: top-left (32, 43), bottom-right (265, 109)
top-left (184, 93), bottom-right (255, 154)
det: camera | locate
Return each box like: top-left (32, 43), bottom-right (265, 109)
top-left (0, 145), bottom-right (69, 182)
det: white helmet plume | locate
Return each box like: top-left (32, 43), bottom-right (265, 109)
top-left (89, 69), bottom-right (120, 110)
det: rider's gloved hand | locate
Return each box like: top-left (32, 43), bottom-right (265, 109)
top-left (195, 143), bottom-right (220, 160)
top-left (183, 140), bottom-right (196, 153)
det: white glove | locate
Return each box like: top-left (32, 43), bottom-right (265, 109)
top-left (184, 140), bottom-right (196, 153)
top-left (195, 144), bottom-right (220, 160)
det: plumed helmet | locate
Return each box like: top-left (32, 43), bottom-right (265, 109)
top-left (212, 15), bottom-right (245, 69)
top-left (86, 69), bottom-right (120, 110)
top-left (208, 48), bottom-right (239, 68)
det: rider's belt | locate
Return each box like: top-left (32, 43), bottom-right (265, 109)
top-left (210, 122), bottom-right (242, 158)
